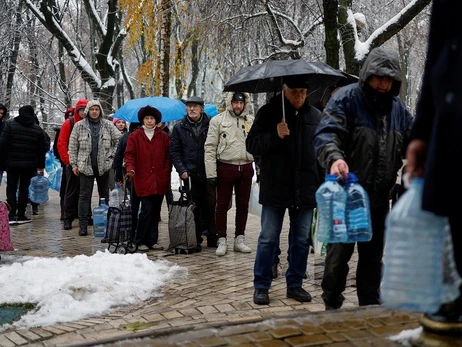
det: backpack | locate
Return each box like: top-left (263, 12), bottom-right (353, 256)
top-left (53, 116), bottom-right (74, 164)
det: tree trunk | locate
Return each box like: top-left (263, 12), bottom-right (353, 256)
top-left (160, 0), bottom-right (172, 97)
top-left (6, 1), bottom-right (24, 111)
top-left (338, 0), bottom-right (360, 75)
top-left (187, 38), bottom-right (199, 97)
top-left (323, 0), bottom-right (340, 69)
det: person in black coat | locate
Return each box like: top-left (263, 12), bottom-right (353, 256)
top-left (170, 96), bottom-right (217, 249)
top-left (406, 0), bottom-right (462, 329)
top-left (0, 105), bottom-right (46, 224)
top-left (247, 80), bottom-right (322, 305)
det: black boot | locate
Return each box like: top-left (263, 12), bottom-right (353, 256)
top-left (79, 219), bottom-right (88, 236)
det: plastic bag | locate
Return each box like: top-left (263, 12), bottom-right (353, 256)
top-left (248, 181), bottom-right (261, 217)
top-left (45, 150), bottom-right (62, 192)
top-left (311, 208), bottom-right (326, 256)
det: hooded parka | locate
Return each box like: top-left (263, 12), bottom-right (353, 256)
top-left (314, 48), bottom-right (413, 207)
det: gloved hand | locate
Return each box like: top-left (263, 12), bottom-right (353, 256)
top-left (207, 178), bottom-right (217, 186)
top-left (124, 171), bottom-right (135, 181)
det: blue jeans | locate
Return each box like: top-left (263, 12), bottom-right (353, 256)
top-left (254, 205), bottom-right (313, 289)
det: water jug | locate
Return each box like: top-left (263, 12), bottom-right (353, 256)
top-left (93, 198), bottom-right (109, 238)
top-left (109, 185), bottom-right (124, 208)
top-left (381, 178), bottom-right (461, 313)
top-left (315, 174), bottom-right (348, 243)
top-left (29, 175), bottom-right (50, 203)
top-left (345, 173), bottom-right (372, 242)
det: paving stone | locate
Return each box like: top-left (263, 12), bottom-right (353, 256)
top-left (285, 333), bottom-right (333, 346)
top-left (268, 327), bottom-right (302, 339)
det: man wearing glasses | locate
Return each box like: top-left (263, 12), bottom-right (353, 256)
top-left (170, 96), bottom-right (217, 251)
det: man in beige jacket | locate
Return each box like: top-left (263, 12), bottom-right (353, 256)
top-left (204, 92), bottom-right (254, 256)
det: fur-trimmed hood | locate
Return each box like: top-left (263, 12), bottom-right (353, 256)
top-left (225, 92), bottom-right (251, 117)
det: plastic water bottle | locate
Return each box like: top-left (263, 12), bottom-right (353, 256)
top-left (109, 185), bottom-right (124, 208)
top-left (381, 178), bottom-right (460, 313)
top-left (93, 198), bottom-right (109, 238)
top-left (315, 174), bottom-right (347, 243)
top-left (345, 173), bottom-right (372, 242)
top-left (29, 175), bottom-right (50, 203)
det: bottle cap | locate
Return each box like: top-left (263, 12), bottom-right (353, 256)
top-left (346, 172), bottom-right (359, 183)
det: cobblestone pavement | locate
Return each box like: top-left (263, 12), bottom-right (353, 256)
top-left (0, 187), bottom-right (429, 346)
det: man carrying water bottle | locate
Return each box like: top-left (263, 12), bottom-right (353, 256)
top-left (314, 47), bottom-right (413, 310)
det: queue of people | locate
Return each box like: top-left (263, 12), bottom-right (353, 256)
top-left (2, 39), bottom-right (457, 336)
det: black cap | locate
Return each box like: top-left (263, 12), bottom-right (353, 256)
top-left (231, 92), bottom-right (246, 102)
top-left (284, 78), bottom-right (310, 89)
top-left (185, 96), bottom-right (204, 106)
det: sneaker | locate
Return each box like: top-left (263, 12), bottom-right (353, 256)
top-left (216, 237), bottom-right (228, 256)
top-left (233, 235), bottom-right (251, 253)
top-left (138, 245), bottom-right (149, 251)
top-left (150, 244), bottom-right (164, 250)
top-left (63, 219), bottom-right (72, 230)
top-left (16, 216), bottom-right (32, 224)
top-left (8, 215), bottom-right (17, 225)
top-left (32, 207), bottom-right (39, 215)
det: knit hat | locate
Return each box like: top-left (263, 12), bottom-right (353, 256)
top-left (64, 107), bottom-right (74, 120)
top-left (112, 117), bottom-right (121, 125)
top-left (84, 100), bottom-right (104, 118)
top-left (18, 105), bottom-right (35, 117)
top-left (138, 106), bottom-right (162, 124)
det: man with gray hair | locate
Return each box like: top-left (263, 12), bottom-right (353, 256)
top-left (68, 100), bottom-right (121, 236)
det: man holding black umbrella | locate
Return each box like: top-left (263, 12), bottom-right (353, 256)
top-left (246, 81), bottom-right (323, 305)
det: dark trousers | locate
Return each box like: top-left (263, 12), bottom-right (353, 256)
top-left (63, 165), bottom-right (81, 221)
top-left (183, 175), bottom-right (216, 245)
top-left (128, 183), bottom-right (140, 237)
top-left (78, 171), bottom-right (110, 227)
top-left (321, 206), bottom-right (388, 308)
top-left (59, 164), bottom-right (67, 210)
top-left (215, 162), bottom-right (253, 239)
top-left (135, 194), bottom-right (163, 247)
top-left (6, 168), bottom-right (35, 217)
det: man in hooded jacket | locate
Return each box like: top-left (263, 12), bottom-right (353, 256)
top-left (0, 105), bottom-right (46, 224)
top-left (314, 47), bottom-right (413, 310)
top-left (68, 100), bottom-right (121, 236)
top-left (58, 99), bottom-right (88, 230)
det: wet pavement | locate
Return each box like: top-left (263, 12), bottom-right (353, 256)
top-left (0, 186), bottom-right (454, 346)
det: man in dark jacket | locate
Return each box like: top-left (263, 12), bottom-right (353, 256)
top-left (406, 0), bottom-right (462, 330)
top-left (247, 80), bottom-right (322, 305)
top-left (170, 96), bottom-right (216, 250)
top-left (0, 105), bottom-right (46, 224)
top-left (314, 47), bottom-right (413, 310)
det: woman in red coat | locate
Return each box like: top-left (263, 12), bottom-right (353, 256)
top-left (124, 106), bottom-right (171, 251)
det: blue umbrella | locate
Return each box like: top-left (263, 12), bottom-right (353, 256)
top-left (204, 104), bottom-right (218, 117)
top-left (114, 96), bottom-right (186, 123)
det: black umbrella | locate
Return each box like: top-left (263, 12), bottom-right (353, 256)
top-left (223, 59), bottom-right (345, 120)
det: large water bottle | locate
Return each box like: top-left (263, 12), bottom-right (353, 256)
top-left (29, 175), bottom-right (50, 203)
top-left (109, 184), bottom-right (124, 208)
top-left (381, 178), bottom-right (460, 313)
top-left (93, 198), bottom-right (109, 238)
top-left (315, 174), bottom-right (348, 243)
top-left (345, 173), bottom-right (372, 242)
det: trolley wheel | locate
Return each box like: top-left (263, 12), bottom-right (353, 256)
top-left (108, 244), bottom-right (117, 253)
top-left (116, 245), bottom-right (127, 255)
top-left (127, 242), bottom-right (138, 253)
